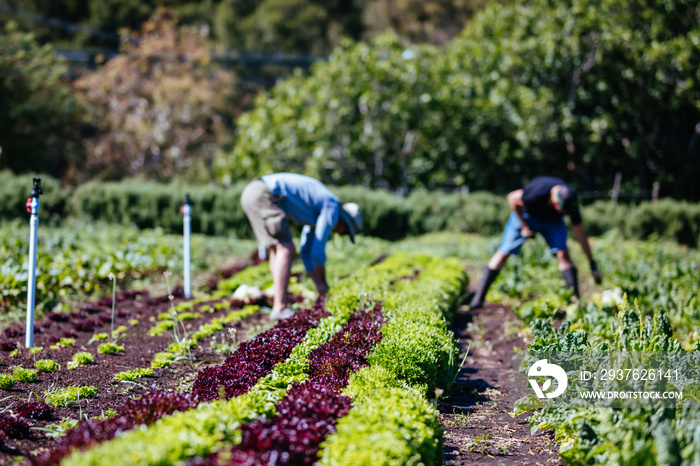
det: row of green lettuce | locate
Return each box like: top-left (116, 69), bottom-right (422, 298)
top-left (492, 234), bottom-right (700, 464)
top-left (61, 251), bottom-right (467, 465)
top-left (3, 170), bottom-right (700, 246)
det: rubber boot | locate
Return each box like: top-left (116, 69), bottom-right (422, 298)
top-left (561, 267), bottom-right (580, 299)
top-left (469, 266), bottom-right (500, 308)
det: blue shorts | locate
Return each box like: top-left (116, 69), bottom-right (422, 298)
top-left (497, 212), bottom-right (569, 255)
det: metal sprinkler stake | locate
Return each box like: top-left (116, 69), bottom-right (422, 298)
top-left (181, 194), bottom-right (192, 299)
top-left (25, 178), bottom-right (42, 348)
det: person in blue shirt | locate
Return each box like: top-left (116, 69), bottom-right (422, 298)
top-left (241, 173), bottom-right (362, 319)
top-left (470, 176), bottom-right (602, 308)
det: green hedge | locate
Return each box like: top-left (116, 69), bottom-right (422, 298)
top-left (0, 171), bottom-right (67, 224)
top-left (1, 172), bottom-right (699, 247)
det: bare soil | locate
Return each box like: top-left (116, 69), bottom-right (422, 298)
top-left (0, 287), bottom-right (276, 465)
top-left (440, 300), bottom-right (563, 466)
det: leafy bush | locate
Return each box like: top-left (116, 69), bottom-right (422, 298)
top-left (0, 23), bottom-right (85, 182)
top-left (2, 167), bottom-right (698, 246)
top-left (223, 0), bottom-right (700, 200)
top-left (68, 179), bottom-right (251, 238)
top-left (73, 9), bottom-right (240, 184)
top-left (0, 171), bottom-right (67, 224)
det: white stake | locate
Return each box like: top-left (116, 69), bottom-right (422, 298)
top-left (182, 194), bottom-right (192, 299)
top-left (25, 178), bottom-right (42, 348)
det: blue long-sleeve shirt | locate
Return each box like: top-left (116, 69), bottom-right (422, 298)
top-left (260, 173), bottom-right (340, 271)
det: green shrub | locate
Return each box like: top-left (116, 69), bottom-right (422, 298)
top-left (0, 374), bottom-right (15, 390)
top-left (622, 200), bottom-right (700, 247)
top-left (68, 180), bottom-right (251, 237)
top-left (2, 171), bottom-right (697, 246)
top-left (35, 359), bottom-right (61, 372)
top-left (0, 171), bottom-right (67, 224)
top-left (12, 366), bottom-right (38, 382)
top-left (45, 386), bottom-right (99, 407)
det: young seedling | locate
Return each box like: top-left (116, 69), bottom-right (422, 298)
top-left (35, 418), bottom-right (80, 438)
top-left (49, 338), bottom-right (75, 350)
top-left (108, 272), bottom-right (117, 341)
top-left (29, 346), bottom-right (43, 361)
top-left (0, 374), bottom-right (15, 390)
top-left (67, 352), bottom-right (94, 370)
top-left (35, 359), bottom-right (61, 372)
top-left (164, 271), bottom-right (194, 366)
top-left (113, 368), bottom-right (155, 383)
top-left (45, 386), bottom-right (98, 407)
top-left (97, 342), bottom-right (125, 355)
top-left (13, 367), bottom-right (38, 383)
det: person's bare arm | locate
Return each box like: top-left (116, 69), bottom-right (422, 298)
top-left (507, 189), bottom-right (533, 238)
top-left (572, 224), bottom-right (602, 284)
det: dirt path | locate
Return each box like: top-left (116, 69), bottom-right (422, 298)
top-left (440, 301), bottom-right (563, 465)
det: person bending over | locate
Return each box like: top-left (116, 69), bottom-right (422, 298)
top-left (470, 176), bottom-right (602, 308)
top-left (241, 173), bottom-right (362, 319)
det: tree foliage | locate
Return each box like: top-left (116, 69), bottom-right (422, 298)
top-left (224, 0), bottom-right (700, 198)
top-left (0, 22), bottom-right (85, 179)
top-left (73, 8), bottom-right (241, 183)
top-left (1, 0), bottom-right (486, 52)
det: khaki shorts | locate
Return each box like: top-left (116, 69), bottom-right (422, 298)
top-left (241, 179), bottom-right (293, 245)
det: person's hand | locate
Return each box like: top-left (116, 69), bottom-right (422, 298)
top-left (590, 259), bottom-right (603, 284)
top-left (521, 225), bottom-right (534, 239)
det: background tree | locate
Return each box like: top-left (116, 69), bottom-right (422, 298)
top-left (224, 0), bottom-right (700, 199)
top-left (0, 0), bottom-right (487, 52)
top-left (221, 34), bottom-right (447, 190)
top-left (73, 8), bottom-right (243, 183)
top-left (0, 21), bottom-right (86, 180)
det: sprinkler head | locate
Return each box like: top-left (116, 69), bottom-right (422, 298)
top-left (30, 178), bottom-right (43, 197)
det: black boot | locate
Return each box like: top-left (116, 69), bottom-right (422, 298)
top-left (561, 267), bottom-right (580, 299)
top-left (470, 266), bottom-right (500, 308)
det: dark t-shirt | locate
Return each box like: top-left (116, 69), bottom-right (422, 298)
top-left (521, 176), bottom-right (582, 225)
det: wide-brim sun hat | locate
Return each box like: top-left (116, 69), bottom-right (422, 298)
top-left (340, 202), bottom-right (362, 243)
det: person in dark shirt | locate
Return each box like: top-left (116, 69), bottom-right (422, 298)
top-left (470, 176), bottom-right (602, 308)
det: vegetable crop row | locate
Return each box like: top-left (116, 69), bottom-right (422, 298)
top-left (59, 252), bottom-right (467, 465)
top-left (496, 235), bottom-right (700, 465)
